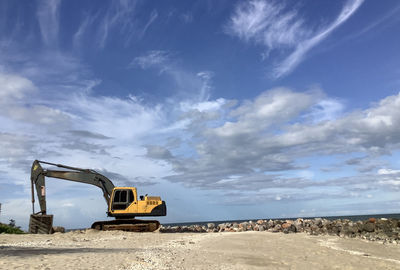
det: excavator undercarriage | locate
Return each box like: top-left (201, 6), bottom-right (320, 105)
top-left (28, 215), bottom-right (161, 233)
top-left (91, 219), bottom-right (160, 232)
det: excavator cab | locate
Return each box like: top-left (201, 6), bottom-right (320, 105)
top-left (111, 188), bottom-right (135, 210)
top-left (108, 187), bottom-right (166, 218)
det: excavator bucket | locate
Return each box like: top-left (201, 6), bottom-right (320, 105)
top-left (29, 214), bottom-right (53, 234)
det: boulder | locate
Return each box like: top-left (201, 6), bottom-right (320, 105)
top-left (294, 219), bottom-right (304, 232)
top-left (272, 224), bottom-right (282, 233)
top-left (282, 223), bottom-right (296, 234)
top-left (274, 220), bottom-right (283, 225)
top-left (363, 222), bottom-right (375, 233)
top-left (310, 224), bottom-right (320, 235)
top-left (369, 217), bottom-right (376, 223)
top-left (52, 226), bottom-right (65, 233)
top-left (207, 223), bottom-right (215, 230)
top-left (267, 220), bottom-right (274, 228)
top-left (256, 219), bottom-right (264, 225)
top-left (330, 225), bottom-right (341, 235)
top-left (321, 219), bottom-right (331, 227)
top-left (314, 218), bottom-right (323, 227)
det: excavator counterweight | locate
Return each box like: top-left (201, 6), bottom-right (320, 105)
top-left (29, 160), bottom-right (166, 234)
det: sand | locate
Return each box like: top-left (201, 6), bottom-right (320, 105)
top-left (0, 230), bottom-right (399, 269)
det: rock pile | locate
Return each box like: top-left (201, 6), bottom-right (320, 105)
top-left (160, 218), bottom-right (400, 243)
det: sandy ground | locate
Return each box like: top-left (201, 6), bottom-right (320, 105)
top-left (0, 230), bottom-right (399, 270)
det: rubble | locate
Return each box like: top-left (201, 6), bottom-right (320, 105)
top-left (160, 218), bottom-right (400, 243)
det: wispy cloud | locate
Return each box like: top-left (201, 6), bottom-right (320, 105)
top-left (36, 0), bottom-right (61, 47)
top-left (335, 3), bottom-right (400, 46)
top-left (226, 0), bottom-right (364, 78)
top-left (226, 0), bottom-right (308, 50)
top-left (73, 12), bottom-right (99, 49)
top-left (130, 50), bottom-right (171, 70)
top-left (130, 50), bottom-right (215, 103)
top-left (274, 0), bottom-right (364, 78)
top-left (180, 12), bottom-right (193, 24)
top-left (98, 0), bottom-right (137, 48)
top-left (140, 9), bottom-right (158, 38)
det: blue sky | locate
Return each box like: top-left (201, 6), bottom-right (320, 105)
top-left (0, 0), bottom-right (400, 229)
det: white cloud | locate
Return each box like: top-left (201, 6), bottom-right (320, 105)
top-left (226, 0), bottom-right (308, 50)
top-left (213, 88), bottom-right (315, 137)
top-left (226, 0), bottom-right (364, 78)
top-left (131, 51), bottom-right (216, 104)
top-left (180, 98), bottom-right (226, 113)
top-left (141, 9), bottom-right (158, 37)
top-left (0, 67), bottom-right (172, 184)
top-left (1, 65), bottom-right (400, 225)
top-left (151, 89), bottom-right (400, 200)
top-left (65, 93), bottom-right (164, 140)
top-left (307, 99), bottom-right (345, 123)
top-left (36, 0), bottom-right (61, 46)
top-left (2, 58), bottom-right (399, 217)
top-left (378, 168), bottom-right (400, 175)
top-left (273, 0), bottom-right (364, 78)
top-left (0, 73), bottom-right (36, 101)
top-left (131, 50), bottom-right (171, 70)
top-left (0, 67), bottom-right (178, 229)
top-left (73, 13), bottom-right (98, 49)
top-left (0, 198), bottom-right (31, 229)
top-left (98, 0), bottom-right (138, 48)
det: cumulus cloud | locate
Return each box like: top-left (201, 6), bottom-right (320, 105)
top-left (68, 130), bottom-right (112, 140)
top-left (0, 73), bottom-right (36, 101)
top-left (378, 168), bottom-right (400, 175)
top-left (2, 57), bottom-right (399, 219)
top-left (145, 145), bottom-right (174, 160)
top-left (225, 0), bottom-right (364, 78)
top-left (0, 68), bottom-right (171, 184)
top-left (306, 98), bottom-right (345, 123)
top-left (1, 66), bottom-right (400, 226)
top-left (213, 88), bottom-right (316, 137)
top-left (147, 89), bottom-right (400, 200)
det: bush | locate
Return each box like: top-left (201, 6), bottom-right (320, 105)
top-left (0, 220), bottom-right (25, 234)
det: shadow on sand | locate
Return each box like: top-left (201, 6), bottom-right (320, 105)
top-left (0, 246), bottom-right (139, 257)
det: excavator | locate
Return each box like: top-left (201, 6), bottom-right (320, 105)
top-left (29, 160), bottom-right (166, 234)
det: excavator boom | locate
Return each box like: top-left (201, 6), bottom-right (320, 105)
top-left (31, 160), bottom-right (115, 215)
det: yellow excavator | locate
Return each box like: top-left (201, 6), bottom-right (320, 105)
top-left (29, 160), bottom-right (166, 234)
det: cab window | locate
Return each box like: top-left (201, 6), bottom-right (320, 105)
top-left (112, 189), bottom-right (134, 210)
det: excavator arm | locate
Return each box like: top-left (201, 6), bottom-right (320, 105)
top-left (30, 160), bottom-right (115, 215)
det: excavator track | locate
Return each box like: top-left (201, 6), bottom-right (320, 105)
top-left (91, 219), bottom-right (160, 232)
